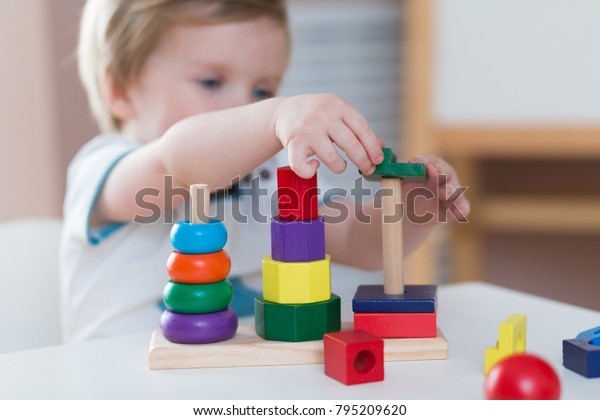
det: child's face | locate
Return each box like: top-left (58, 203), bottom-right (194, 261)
top-left (122, 17), bottom-right (289, 143)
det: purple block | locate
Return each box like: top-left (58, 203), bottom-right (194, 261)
top-left (160, 308), bottom-right (238, 344)
top-left (271, 216), bottom-right (325, 262)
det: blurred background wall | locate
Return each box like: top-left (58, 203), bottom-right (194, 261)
top-left (431, 0), bottom-right (600, 309)
top-left (0, 0), bottom-right (598, 309)
top-left (0, 0), bottom-right (97, 221)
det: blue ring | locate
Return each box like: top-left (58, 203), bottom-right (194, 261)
top-left (170, 219), bottom-right (228, 254)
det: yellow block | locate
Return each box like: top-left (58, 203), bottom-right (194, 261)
top-left (484, 314), bottom-right (527, 375)
top-left (262, 255), bottom-right (331, 304)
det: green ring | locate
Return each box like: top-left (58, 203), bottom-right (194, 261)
top-left (163, 279), bottom-right (233, 314)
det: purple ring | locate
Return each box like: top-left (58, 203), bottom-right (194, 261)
top-left (160, 308), bottom-right (238, 344)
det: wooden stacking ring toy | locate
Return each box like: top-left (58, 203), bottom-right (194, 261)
top-left (160, 308), bottom-right (238, 344)
top-left (170, 219), bottom-right (227, 254)
top-left (166, 250), bottom-right (231, 284)
top-left (163, 279), bottom-right (233, 314)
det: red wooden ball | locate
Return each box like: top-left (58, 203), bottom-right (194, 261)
top-left (484, 354), bottom-right (561, 400)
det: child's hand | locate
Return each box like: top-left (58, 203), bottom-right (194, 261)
top-left (272, 94), bottom-right (384, 178)
top-left (405, 154), bottom-right (470, 224)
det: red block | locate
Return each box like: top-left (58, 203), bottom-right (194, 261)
top-left (353, 312), bottom-right (437, 338)
top-left (323, 330), bottom-right (384, 385)
top-left (277, 166), bottom-right (318, 221)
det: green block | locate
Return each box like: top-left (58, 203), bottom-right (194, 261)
top-left (254, 294), bottom-right (341, 342)
top-left (362, 148), bottom-right (428, 182)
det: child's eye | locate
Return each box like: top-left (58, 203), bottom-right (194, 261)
top-left (252, 88), bottom-right (274, 101)
top-left (200, 78), bottom-right (221, 90)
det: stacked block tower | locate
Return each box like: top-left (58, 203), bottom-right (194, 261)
top-left (353, 148), bottom-right (437, 339)
top-left (160, 184), bottom-right (238, 344)
top-left (255, 166), bottom-right (341, 342)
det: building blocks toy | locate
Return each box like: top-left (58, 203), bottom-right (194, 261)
top-left (354, 312), bottom-right (436, 338)
top-left (162, 279), bottom-right (233, 314)
top-left (255, 295), bottom-right (341, 342)
top-left (277, 166), bottom-right (318, 221)
top-left (170, 219), bottom-right (227, 254)
top-left (148, 323), bottom-right (448, 369)
top-left (563, 325), bottom-right (600, 378)
top-left (166, 249), bottom-right (231, 284)
top-left (256, 168), bottom-right (340, 341)
top-left (484, 314), bottom-right (527, 375)
top-left (575, 325), bottom-right (600, 346)
top-left (352, 284), bottom-right (436, 313)
top-left (270, 216), bottom-right (325, 262)
top-left (352, 148), bottom-right (444, 345)
top-left (363, 148), bottom-right (428, 183)
top-left (262, 256), bottom-right (331, 304)
top-left (359, 148), bottom-right (426, 295)
top-left (159, 184), bottom-right (238, 344)
top-left (160, 308), bottom-right (238, 345)
top-left (149, 160), bottom-right (448, 369)
top-left (324, 330), bottom-right (384, 385)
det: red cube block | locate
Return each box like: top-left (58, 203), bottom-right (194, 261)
top-left (323, 330), bottom-right (384, 385)
top-left (353, 312), bottom-right (437, 338)
top-left (277, 166), bottom-right (318, 221)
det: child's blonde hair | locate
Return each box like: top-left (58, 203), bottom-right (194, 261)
top-left (78, 0), bottom-right (288, 133)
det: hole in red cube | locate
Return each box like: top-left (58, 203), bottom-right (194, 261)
top-left (354, 350), bottom-right (376, 374)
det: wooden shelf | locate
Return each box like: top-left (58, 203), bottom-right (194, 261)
top-left (479, 197), bottom-right (600, 233)
top-left (435, 126), bottom-right (600, 158)
top-left (402, 0), bottom-right (600, 283)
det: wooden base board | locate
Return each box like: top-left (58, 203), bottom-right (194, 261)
top-left (148, 323), bottom-right (448, 370)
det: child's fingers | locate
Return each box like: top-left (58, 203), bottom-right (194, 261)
top-left (287, 142), bottom-right (320, 179)
top-left (448, 197), bottom-right (470, 222)
top-left (342, 107), bottom-right (383, 165)
top-left (443, 182), bottom-right (470, 218)
top-left (312, 138), bottom-right (347, 174)
top-left (455, 199), bottom-right (471, 220)
top-left (328, 122), bottom-right (374, 175)
top-left (410, 154), bottom-right (459, 186)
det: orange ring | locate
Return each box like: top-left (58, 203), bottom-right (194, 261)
top-left (166, 250), bottom-right (231, 284)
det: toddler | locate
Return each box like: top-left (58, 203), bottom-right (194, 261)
top-left (61, 0), bottom-right (469, 342)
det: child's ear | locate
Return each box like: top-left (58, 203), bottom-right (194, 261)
top-left (101, 68), bottom-right (135, 121)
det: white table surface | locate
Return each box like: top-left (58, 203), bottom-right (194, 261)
top-left (1, 282), bottom-right (598, 400)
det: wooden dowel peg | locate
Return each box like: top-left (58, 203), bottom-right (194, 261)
top-left (381, 177), bottom-right (404, 295)
top-left (190, 184), bottom-right (210, 224)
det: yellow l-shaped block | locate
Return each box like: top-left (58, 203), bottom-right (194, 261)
top-left (484, 314), bottom-right (527, 375)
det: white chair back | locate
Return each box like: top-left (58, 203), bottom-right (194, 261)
top-left (0, 218), bottom-right (62, 353)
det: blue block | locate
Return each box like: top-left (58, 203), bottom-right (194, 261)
top-left (576, 326), bottom-right (600, 346)
top-left (562, 339), bottom-right (600, 378)
top-left (352, 285), bottom-right (436, 313)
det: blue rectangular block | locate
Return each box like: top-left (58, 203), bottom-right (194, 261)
top-left (352, 285), bottom-right (436, 313)
top-left (563, 339), bottom-right (600, 378)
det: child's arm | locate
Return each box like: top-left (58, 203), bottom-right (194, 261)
top-left (322, 155), bottom-right (470, 270)
top-left (92, 94), bottom-right (384, 226)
